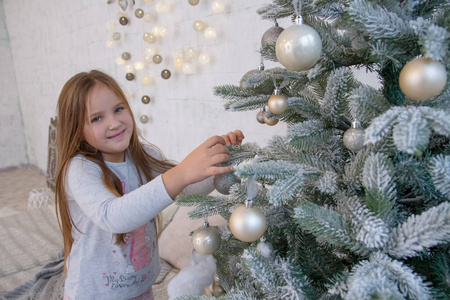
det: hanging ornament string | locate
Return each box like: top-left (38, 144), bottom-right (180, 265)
top-left (271, 76), bottom-right (289, 90)
top-left (246, 176), bottom-right (258, 202)
top-left (292, 0), bottom-right (302, 20)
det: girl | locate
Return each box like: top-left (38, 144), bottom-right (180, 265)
top-left (55, 70), bottom-right (244, 300)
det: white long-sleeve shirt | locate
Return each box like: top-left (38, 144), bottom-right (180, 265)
top-left (64, 146), bottom-right (213, 300)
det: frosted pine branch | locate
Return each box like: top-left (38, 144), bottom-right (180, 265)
top-left (348, 85), bottom-right (392, 125)
top-left (362, 153), bottom-right (397, 223)
top-left (429, 155), bottom-right (450, 198)
top-left (410, 17), bottom-right (449, 61)
top-left (346, 252), bottom-right (431, 300)
top-left (387, 201), bottom-right (450, 258)
top-left (314, 171), bottom-right (339, 195)
top-left (227, 143), bottom-right (261, 166)
top-left (320, 67), bottom-right (355, 127)
top-left (393, 108), bottom-right (431, 154)
top-left (268, 170), bottom-right (308, 206)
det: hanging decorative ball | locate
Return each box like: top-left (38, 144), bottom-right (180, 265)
top-left (116, 57), bottom-right (125, 65)
top-left (343, 120), bottom-right (365, 152)
top-left (119, 16), bottom-right (128, 26)
top-left (211, 1), bottom-right (225, 14)
top-left (256, 110), bottom-right (266, 124)
top-left (204, 27), bottom-right (217, 39)
top-left (186, 48), bottom-right (196, 58)
top-left (122, 52), bottom-right (131, 60)
top-left (112, 32), bottom-right (121, 41)
top-left (141, 95), bottom-right (151, 104)
top-left (153, 54), bottom-right (162, 64)
top-left (105, 40), bottom-right (115, 48)
top-left (182, 63), bottom-right (194, 74)
top-left (239, 63), bottom-right (264, 88)
top-left (143, 32), bottom-right (156, 44)
top-left (134, 61), bottom-right (144, 70)
top-left (144, 13), bottom-right (152, 22)
top-left (192, 221), bottom-right (221, 255)
top-left (193, 20), bottom-right (206, 32)
top-left (174, 57), bottom-right (185, 68)
top-left (124, 64), bottom-right (134, 73)
top-left (256, 238), bottom-right (274, 259)
top-left (229, 200), bottom-right (267, 243)
top-left (140, 115), bottom-right (149, 124)
top-left (145, 47), bottom-right (157, 57)
top-left (276, 16), bottom-right (322, 71)
top-left (261, 20), bottom-right (284, 47)
top-left (161, 69), bottom-right (171, 79)
top-left (142, 76), bottom-right (153, 85)
top-left (188, 0), bottom-right (199, 6)
top-left (134, 8), bottom-right (144, 18)
top-left (264, 113), bottom-right (279, 126)
top-left (268, 87), bottom-right (288, 114)
top-left (125, 73), bottom-right (135, 81)
top-left (198, 52), bottom-right (211, 65)
top-left (213, 171), bottom-right (240, 195)
top-left (399, 57), bottom-right (447, 101)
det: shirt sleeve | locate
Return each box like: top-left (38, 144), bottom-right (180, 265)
top-left (66, 156), bottom-right (174, 233)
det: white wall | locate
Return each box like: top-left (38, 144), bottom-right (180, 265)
top-left (1, 0), bottom-right (288, 171)
top-left (0, 0), bottom-right (27, 169)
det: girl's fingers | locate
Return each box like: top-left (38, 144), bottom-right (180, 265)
top-left (207, 165), bottom-right (233, 176)
top-left (234, 130), bottom-right (245, 144)
top-left (204, 135), bottom-right (227, 148)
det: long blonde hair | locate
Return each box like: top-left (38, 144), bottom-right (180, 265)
top-left (55, 70), bottom-right (175, 268)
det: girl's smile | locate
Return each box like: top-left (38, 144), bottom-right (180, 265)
top-left (83, 84), bottom-right (134, 162)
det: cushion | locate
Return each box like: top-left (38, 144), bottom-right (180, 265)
top-left (158, 206), bottom-right (227, 270)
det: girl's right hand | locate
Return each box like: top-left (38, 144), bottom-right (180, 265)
top-left (161, 135), bottom-right (232, 199)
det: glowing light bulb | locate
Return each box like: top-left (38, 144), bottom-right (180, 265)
top-left (193, 20), bottom-right (206, 32)
top-left (182, 63), bottom-right (194, 74)
top-left (211, 1), bottom-right (225, 14)
top-left (142, 76), bottom-right (154, 85)
top-left (134, 61), bottom-right (144, 70)
top-left (204, 27), bottom-right (216, 39)
top-left (198, 52), bottom-right (210, 65)
top-left (116, 57), bottom-right (125, 65)
top-left (174, 57), bottom-right (185, 68)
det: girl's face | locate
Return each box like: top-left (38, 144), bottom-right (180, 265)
top-left (83, 84), bottom-right (134, 162)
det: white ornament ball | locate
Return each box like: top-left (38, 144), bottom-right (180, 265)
top-left (399, 57), bottom-right (447, 101)
top-left (276, 23), bottom-right (322, 71)
top-left (116, 57), bottom-right (125, 65)
top-left (145, 47), bottom-right (157, 57)
top-left (268, 93), bottom-right (288, 114)
top-left (204, 27), bottom-right (217, 39)
top-left (343, 127), bottom-right (365, 152)
top-left (134, 61), bottom-right (144, 71)
top-left (142, 76), bottom-right (154, 85)
top-left (192, 224), bottom-right (221, 255)
top-left (193, 20), bottom-right (206, 32)
top-left (174, 57), bottom-right (185, 68)
top-left (198, 53), bottom-right (211, 65)
top-left (124, 64), bottom-right (134, 73)
top-left (105, 40), bottom-right (115, 48)
top-left (229, 203), bottom-right (267, 243)
top-left (182, 63), bottom-right (194, 74)
top-left (211, 1), bottom-right (225, 14)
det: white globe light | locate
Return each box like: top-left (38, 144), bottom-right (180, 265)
top-left (204, 27), bottom-right (217, 39)
top-left (198, 52), bottom-right (211, 65)
top-left (144, 13), bottom-right (152, 22)
top-left (156, 2), bottom-right (170, 13)
top-left (211, 1), bottom-right (225, 14)
top-left (142, 76), bottom-right (154, 85)
top-left (159, 26), bottom-right (168, 37)
top-left (186, 48), bottom-right (196, 58)
top-left (145, 47), bottom-right (157, 56)
top-left (134, 61), bottom-right (144, 70)
top-left (124, 64), bottom-right (134, 73)
top-left (182, 63), bottom-right (194, 74)
top-left (144, 55), bottom-right (153, 64)
top-left (116, 57), bottom-right (125, 65)
top-left (193, 20), bottom-right (206, 32)
top-left (152, 26), bottom-right (160, 36)
top-left (174, 57), bottom-right (185, 68)
top-left (106, 21), bottom-right (115, 31)
top-left (106, 40), bottom-right (115, 48)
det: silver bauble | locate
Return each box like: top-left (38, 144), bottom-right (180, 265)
top-left (192, 222), bottom-right (221, 255)
top-left (256, 111), bottom-right (266, 124)
top-left (261, 24), bottom-right (284, 47)
top-left (213, 171), bottom-right (240, 195)
top-left (229, 201), bottom-right (266, 243)
top-left (276, 17), bottom-right (322, 71)
top-left (399, 57), bottom-right (447, 101)
top-left (264, 114), bottom-right (279, 126)
top-left (268, 87), bottom-right (288, 114)
top-left (343, 121), bottom-right (365, 152)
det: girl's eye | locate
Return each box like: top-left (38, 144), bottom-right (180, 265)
top-left (91, 116), bottom-right (101, 123)
top-left (115, 107), bottom-right (124, 113)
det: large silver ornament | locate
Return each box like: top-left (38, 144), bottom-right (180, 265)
top-left (192, 221), bottom-right (221, 255)
top-left (229, 200), bottom-right (267, 242)
top-left (399, 57), bottom-right (447, 101)
top-left (276, 16), bottom-right (322, 71)
top-left (213, 171), bottom-right (240, 195)
top-left (343, 120), bottom-right (365, 152)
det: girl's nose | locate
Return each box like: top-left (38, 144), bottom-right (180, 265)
top-left (108, 117), bottom-right (121, 129)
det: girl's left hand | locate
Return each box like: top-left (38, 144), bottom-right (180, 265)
top-left (221, 130), bottom-right (245, 145)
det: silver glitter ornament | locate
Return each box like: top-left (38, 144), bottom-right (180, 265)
top-left (229, 200), bottom-right (267, 243)
top-left (276, 16), bottom-right (322, 71)
top-left (192, 220), bottom-right (221, 255)
top-left (213, 171), bottom-right (240, 195)
top-left (261, 20), bottom-right (284, 47)
top-left (343, 120), bottom-right (365, 152)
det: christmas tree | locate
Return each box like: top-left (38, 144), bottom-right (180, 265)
top-left (175, 0), bottom-right (450, 299)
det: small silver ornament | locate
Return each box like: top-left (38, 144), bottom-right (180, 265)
top-left (261, 20), bottom-right (284, 47)
top-left (229, 200), bottom-right (267, 243)
top-left (122, 52), bottom-right (131, 60)
top-left (125, 72), bottom-right (135, 81)
top-left (343, 120), bottom-right (365, 152)
top-left (134, 8), bottom-right (144, 18)
top-left (141, 95), bottom-right (150, 104)
top-left (153, 54), bottom-right (162, 64)
top-left (256, 110), bottom-right (266, 124)
top-left (192, 220), bottom-right (221, 255)
top-left (119, 16), bottom-right (128, 25)
top-left (213, 171), bottom-right (240, 195)
top-left (112, 32), bottom-right (121, 41)
top-left (161, 69), bottom-right (171, 79)
top-left (140, 115), bottom-right (149, 124)
top-left (399, 57), bottom-right (447, 101)
top-left (276, 16), bottom-right (322, 71)
top-left (268, 87), bottom-right (288, 114)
